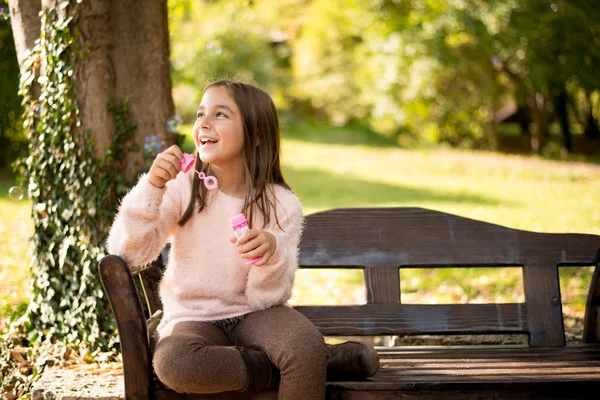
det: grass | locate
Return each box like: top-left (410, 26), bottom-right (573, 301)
top-left (1, 123), bottom-right (599, 341)
top-left (0, 169), bottom-right (33, 326)
top-left (280, 137), bottom-right (599, 230)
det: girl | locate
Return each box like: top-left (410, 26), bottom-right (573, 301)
top-left (107, 80), bottom-right (379, 398)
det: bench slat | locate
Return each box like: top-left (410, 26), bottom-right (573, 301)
top-left (522, 263), bottom-right (565, 346)
top-left (299, 208), bottom-right (600, 267)
top-left (295, 303), bottom-right (527, 335)
top-left (374, 345), bottom-right (600, 381)
top-left (334, 345), bottom-right (600, 389)
top-left (325, 386), bottom-right (599, 400)
top-left (365, 267), bottom-right (400, 303)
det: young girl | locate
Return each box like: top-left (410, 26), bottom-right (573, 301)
top-left (107, 80), bottom-right (379, 398)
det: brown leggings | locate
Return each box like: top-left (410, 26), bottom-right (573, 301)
top-left (153, 305), bottom-right (329, 399)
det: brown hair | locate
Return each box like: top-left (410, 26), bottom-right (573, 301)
top-left (178, 80), bottom-right (290, 229)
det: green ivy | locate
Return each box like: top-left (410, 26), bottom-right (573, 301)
top-left (1, 1), bottom-right (140, 395)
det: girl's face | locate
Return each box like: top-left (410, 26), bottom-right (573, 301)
top-left (193, 86), bottom-right (244, 167)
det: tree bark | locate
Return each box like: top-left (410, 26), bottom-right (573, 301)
top-left (10, 0), bottom-right (175, 180)
top-left (74, 0), bottom-right (175, 178)
top-left (74, 0), bottom-right (116, 161)
top-left (8, 0), bottom-right (41, 72)
top-left (8, 0), bottom-right (42, 104)
top-left (108, 0), bottom-right (175, 178)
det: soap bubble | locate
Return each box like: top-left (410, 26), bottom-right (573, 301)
top-left (166, 115), bottom-right (182, 134)
top-left (9, 186), bottom-right (24, 201)
top-left (0, 8), bottom-right (10, 20)
top-left (206, 43), bottom-right (223, 54)
top-left (491, 56), bottom-right (504, 70)
top-left (31, 101), bottom-right (42, 118)
top-left (144, 134), bottom-right (166, 157)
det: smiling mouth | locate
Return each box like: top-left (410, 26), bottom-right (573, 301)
top-left (200, 138), bottom-right (218, 146)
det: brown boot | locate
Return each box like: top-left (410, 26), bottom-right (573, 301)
top-left (237, 347), bottom-right (280, 392)
top-left (326, 341), bottom-right (380, 380)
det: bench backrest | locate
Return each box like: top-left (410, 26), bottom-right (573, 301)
top-left (295, 208), bottom-right (600, 347)
top-left (138, 207), bottom-right (600, 347)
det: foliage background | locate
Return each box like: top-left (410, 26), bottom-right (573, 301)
top-left (168, 0), bottom-right (600, 152)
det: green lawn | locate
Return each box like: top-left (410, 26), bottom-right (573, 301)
top-left (0, 172), bottom-right (33, 327)
top-left (1, 126), bottom-right (599, 341)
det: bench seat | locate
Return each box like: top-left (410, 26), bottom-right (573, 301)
top-left (339, 345), bottom-right (600, 393)
top-left (153, 345), bottom-right (600, 399)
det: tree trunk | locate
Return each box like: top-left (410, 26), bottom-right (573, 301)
top-left (8, 0), bottom-right (42, 106)
top-left (555, 90), bottom-right (572, 153)
top-left (530, 91), bottom-right (549, 154)
top-left (518, 106), bottom-right (531, 137)
top-left (75, 0), bottom-right (175, 178)
top-left (584, 110), bottom-right (600, 140)
top-left (8, 0), bottom-right (41, 71)
top-left (109, 0), bottom-right (175, 177)
top-left (10, 0), bottom-right (175, 179)
top-left (73, 0), bottom-right (116, 161)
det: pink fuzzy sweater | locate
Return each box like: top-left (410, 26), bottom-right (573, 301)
top-left (106, 171), bottom-right (304, 340)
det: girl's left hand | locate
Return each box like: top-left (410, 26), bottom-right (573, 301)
top-left (229, 229), bottom-right (276, 266)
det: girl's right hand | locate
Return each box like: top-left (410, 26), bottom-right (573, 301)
top-left (148, 145), bottom-right (184, 188)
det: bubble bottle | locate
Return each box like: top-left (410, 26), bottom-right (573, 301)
top-left (229, 213), bottom-right (262, 264)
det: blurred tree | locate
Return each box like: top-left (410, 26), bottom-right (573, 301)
top-left (289, 0), bottom-right (371, 126)
top-left (168, 0), bottom-right (600, 152)
top-left (289, 0), bottom-right (507, 147)
top-left (168, 0), bottom-right (291, 121)
top-left (487, 0), bottom-right (600, 153)
top-left (359, 0), bottom-right (508, 147)
top-left (283, 0), bottom-right (600, 152)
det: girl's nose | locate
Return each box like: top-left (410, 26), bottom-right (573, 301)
top-left (201, 117), bottom-right (212, 130)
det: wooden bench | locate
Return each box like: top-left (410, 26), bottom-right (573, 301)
top-left (99, 207), bottom-right (600, 399)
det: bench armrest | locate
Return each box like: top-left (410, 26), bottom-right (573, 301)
top-left (583, 249), bottom-right (600, 343)
top-left (99, 255), bottom-right (153, 399)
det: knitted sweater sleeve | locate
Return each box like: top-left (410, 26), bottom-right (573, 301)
top-left (106, 173), bottom-right (181, 271)
top-left (245, 188), bottom-right (305, 311)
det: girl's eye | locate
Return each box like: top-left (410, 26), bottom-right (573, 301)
top-left (197, 112), bottom-right (227, 118)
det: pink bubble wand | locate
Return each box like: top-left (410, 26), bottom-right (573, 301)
top-left (179, 153), bottom-right (219, 190)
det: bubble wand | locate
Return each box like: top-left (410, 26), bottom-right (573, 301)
top-left (179, 153), bottom-right (219, 190)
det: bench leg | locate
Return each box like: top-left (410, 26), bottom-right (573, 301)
top-left (583, 250), bottom-right (600, 343)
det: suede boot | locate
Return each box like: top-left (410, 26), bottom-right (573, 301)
top-left (237, 347), bottom-right (280, 392)
top-left (326, 341), bottom-right (380, 380)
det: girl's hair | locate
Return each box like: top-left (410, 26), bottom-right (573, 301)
top-left (178, 80), bottom-right (290, 229)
